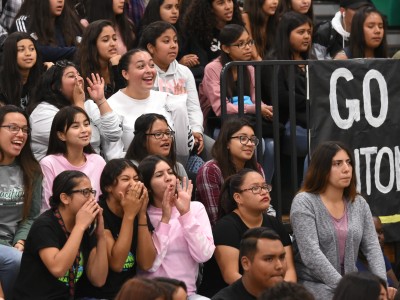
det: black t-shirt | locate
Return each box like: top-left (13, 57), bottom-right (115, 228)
top-left (13, 210), bottom-right (94, 300)
top-left (198, 212), bottom-right (291, 297)
top-left (76, 198), bottom-right (140, 299)
top-left (211, 279), bottom-right (256, 300)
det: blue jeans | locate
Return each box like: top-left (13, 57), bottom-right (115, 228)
top-left (0, 244), bottom-right (22, 299)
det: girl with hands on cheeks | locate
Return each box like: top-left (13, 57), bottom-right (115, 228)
top-left (139, 155), bottom-right (215, 299)
top-left (13, 171), bottom-right (108, 300)
top-left (76, 159), bottom-right (157, 299)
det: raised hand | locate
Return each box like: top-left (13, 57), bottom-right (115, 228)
top-left (72, 74), bottom-right (85, 106)
top-left (160, 183), bottom-right (175, 224)
top-left (119, 182), bottom-right (144, 219)
top-left (75, 198), bottom-right (100, 231)
top-left (174, 177), bottom-right (192, 216)
top-left (86, 73), bottom-right (105, 104)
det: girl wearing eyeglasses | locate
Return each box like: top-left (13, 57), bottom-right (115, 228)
top-left (125, 113), bottom-right (188, 179)
top-left (40, 106), bottom-right (106, 212)
top-left (198, 168), bottom-right (296, 297)
top-left (75, 159), bottom-right (156, 299)
top-left (0, 105), bottom-right (42, 300)
top-left (138, 155), bottom-right (215, 299)
top-left (199, 24), bottom-right (275, 183)
top-left (13, 170), bottom-right (108, 299)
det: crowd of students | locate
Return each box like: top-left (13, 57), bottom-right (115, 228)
top-left (0, 0), bottom-right (399, 299)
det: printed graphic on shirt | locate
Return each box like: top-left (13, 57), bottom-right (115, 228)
top-left (157, 77), bottom-right (186, 94)
top-left (210, 38), bottom-right (221, 52)
top-left (58, 252), bottom-right (84, 286)
top-left (123, 251), bottom-right (135, 271)
top-left (0, 186), bottom-right (24, 206)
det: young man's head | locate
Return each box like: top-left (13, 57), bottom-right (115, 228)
top-left (240, 228), bottom-right (287, 296)
top-left (339, 0), bottom-right (374, 33)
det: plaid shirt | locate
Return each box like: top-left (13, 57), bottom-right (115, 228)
top-left (0, 0), bottom-right (23, 44)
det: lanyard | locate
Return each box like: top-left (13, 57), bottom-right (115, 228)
top-left (53, 208), bottom-right (81, 298)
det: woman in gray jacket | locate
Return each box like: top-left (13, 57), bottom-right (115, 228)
top-left (290, 141), bottom-right (386, 300)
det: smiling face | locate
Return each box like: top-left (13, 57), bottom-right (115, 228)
top-left (160, 0), bottom-right (180, 24)
top-left (0, 112), bottom-right (28, 165)
top-left (289, 22), bottom-right (312, 58)
top-left (49, 0), bottom-right (64, 17)
top-left (223, 30), bottom-right (253, 61)
top-left (327, 149), bottom-right (352, 191)
top-left (58, 112), bottom-right (91, 149)
top-left (290, 0), bottom-right (311, 14)
top-left (227, 125), bottom-right (256, 167)
top-left (243, 238), bottom-right (287, 290)
top-left (234, 171), bottom-right (271, 213)
top-left (122, 51), bottom-right (157, 95)
top-left (16, 39), bottom-right (37, 70)
top-left (263, 0), bottom-right (279, 16)
top-left (96, 25), bottom-right (118, 63)
top-left (146, 119), bottom-right (173, 157)
top-left (113, 0), bottom-right (125, 15)
top-left (107, 167), bottom-right (140, 202)
top-left (60, 66), bottom-right (83, 101)
top-left (363, 12), bottom-right (384, 54)
top-left (148, 28), bottom-right (178, 70)
top-left (212, 0), bottom-right (234, 27)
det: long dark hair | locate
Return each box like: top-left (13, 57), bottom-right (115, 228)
top-left (46, 106), bottom-right (95, 155)
top-left (332, 272), bottom-right (383, 300)
top-left (243, 0), bottom-right (277, 57)
top-left (138, 0), bottom-right (179, 35)
top-left (183, 0), bottom-right (243, 49)
top-left (219, 24), bottom-right (251, 99)
top-left (86, 0), bottom-right (136, 50)
top-left (211, 116), bottom-right (258, 179)
top-left (15, 0), bottom-right (82, 46)
top-left (76, 19), bottom-right (115, 82)
top-left (0, 105), bottom-right (41, 219)
top-left (138, 155), bottom-right (178, 205)
top-left (27, 60), bottom-right (77, 114)
top-left (125, 113), bottom-right (177, 166)
top-left (100, 158), bottom-right (139, 200)
top-left (270, 11), bottom-right (312, 60)
top-left (0, 32), bottom-right (43, 108)
top-left (349, 6), bottom-right (387, 58)
top-left (49, 170), bottom-right (88, 209)
top-left (301, 141), bottom-right (357, 201)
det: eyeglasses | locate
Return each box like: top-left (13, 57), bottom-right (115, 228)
top-left (145, 131), bottom-right (175, 139)
top-left (230, 39), bottom-right (255, 49)
top-left (0, 124), bottom-right (31, 135)
top-left (239, 184), bottom-right (272, 194)
top-left (70, 188), bottom-right (97, 198)
top-left (231, 135), bottom-right (259, 146)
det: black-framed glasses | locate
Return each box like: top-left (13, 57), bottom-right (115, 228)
top-left (0, 124), bottom-right (31, 135)
top-left (239, 184), bottom-right (272, 194)
top-left (145, 131), bottom-right (175, 139)
top-left (231, 135), bottom-right (259, 146)
top-left (230, 39), bottom-right (255, 49)
top-left (70, 188), bottom-right (97, 198)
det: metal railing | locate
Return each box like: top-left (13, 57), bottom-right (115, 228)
top-left (219, 60), bottom-right (310, 219)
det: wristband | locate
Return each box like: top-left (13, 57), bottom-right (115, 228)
top-left (16, 241), bottom-right (25, 247)
top-left (97, 100), bottom-right (106, 107)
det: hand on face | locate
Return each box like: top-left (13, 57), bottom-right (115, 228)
top-left (139, 187), bottom-right (149, 216)
top-left (95, 207), bottom-right (105, 238)
top-left (75, 198), bottom-right (100, 231)
top-left (119, 181), bottom-right (145, 219)
top-left (160, 182), bottom-right (175, 223)
top-left (72, 74), bottom-right (85, 106)
top-left (174, 177), bottom-right (192, 216)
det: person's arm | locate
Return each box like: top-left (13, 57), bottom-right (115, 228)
top-left (0, 281), bottom-right (4, 300)
top-left (136, 188), bottom-right (157, 271)
top-left (86, 208), bottom-right (108, 287)
top-left (39, 199), bottom-right (100, 278)
top-left (290, 194), bottom-right (342, 288)
top-left (195, 162), bottom-right (222, 226)
top-left (40, 158), bottom-right (57, 213)
top-left (283, 245), bottom-right (297, 282)
top-left (13, 174), bottom-right (43, 248)
top-left (214, 245), bottom-right (241, 284)
top-left (105, 182), bottom-right (144, 272)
